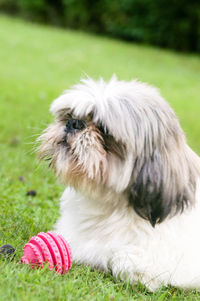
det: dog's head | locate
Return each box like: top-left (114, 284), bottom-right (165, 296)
top-left (39, 76), bottom-right (200, 226)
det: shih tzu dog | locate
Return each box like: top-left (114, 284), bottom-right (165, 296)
top-left (39, 76), bottom-right (200, 291)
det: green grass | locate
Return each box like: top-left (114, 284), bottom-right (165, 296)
top-left (0, 14), bottom-right (200, 300)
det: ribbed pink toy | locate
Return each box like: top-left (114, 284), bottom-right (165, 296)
top-left (21, 232), bottom-right (72, 274)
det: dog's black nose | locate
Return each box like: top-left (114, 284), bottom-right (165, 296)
top-left (65, 118), bottom-right (85, 133)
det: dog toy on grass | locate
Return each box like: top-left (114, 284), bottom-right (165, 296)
top-left (21, 231), bottom-right (72, 274)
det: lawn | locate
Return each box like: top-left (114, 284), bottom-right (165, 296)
top-left (0, 14), bottom-right (200, 301)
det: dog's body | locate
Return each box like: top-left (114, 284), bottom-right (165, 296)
top-left (54, 185), bottom-right (200, 290)
top-left (39, 76), bottom-right (200, 290)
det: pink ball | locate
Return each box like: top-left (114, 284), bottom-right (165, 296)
top-left (21, 232), bottom-right (72, 274)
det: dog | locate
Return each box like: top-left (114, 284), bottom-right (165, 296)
top-left (39, 75), bottom-right (200, 291)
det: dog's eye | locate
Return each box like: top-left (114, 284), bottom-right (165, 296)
top-left (66, 113), bottom-right (73, 120)
top-left (98, 123), bottom-right (108, 135)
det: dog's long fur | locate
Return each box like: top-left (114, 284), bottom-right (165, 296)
top-left (39, 76), bottom-right (200, 290)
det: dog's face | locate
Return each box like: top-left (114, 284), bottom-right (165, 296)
top-left (39, 109), bottom-right (126, 190)
top-left (39, 76), bottom-right (199, 226)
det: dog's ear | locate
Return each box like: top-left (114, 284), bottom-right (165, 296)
top-left (128, 145), bottom-right (198, 227)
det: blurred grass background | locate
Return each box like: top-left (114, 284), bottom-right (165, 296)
top-left (0, 0), bottom-right (199, 52)
top-left (0, 14), bottom-right (200, 300)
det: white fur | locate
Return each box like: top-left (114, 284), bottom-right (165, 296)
top-left (54, 182), bottom-right (200, 291)
top-left (40, 76), bottom-right (200, 290)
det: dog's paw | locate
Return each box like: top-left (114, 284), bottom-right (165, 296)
top-left (108, 249), bottom-right (161, 291)
top-left (109, 250), bottom-right (137, 282)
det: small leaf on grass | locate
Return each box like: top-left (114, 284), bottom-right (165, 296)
top-left (0, 244), bottom-right (16, 260)
top-left (27, 190), bottom-right (37, 197)
top-left (19, 176), bottom-right (25, 182)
